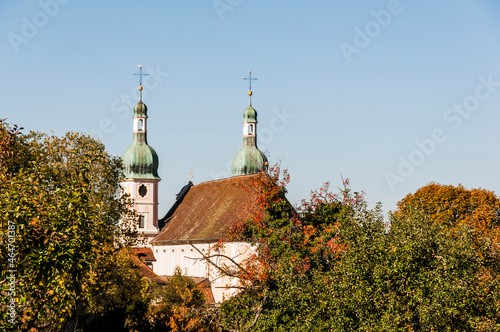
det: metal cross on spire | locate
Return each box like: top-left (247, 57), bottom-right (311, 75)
top-left (133, 64), bottom-right (149, 87)
top-left (188, 168), bottom-right (194, 183)
top-left (243, 69), bottom-right (258, 92)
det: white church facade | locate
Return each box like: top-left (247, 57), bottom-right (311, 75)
top-left (121, 69), bottom-right (270, 302)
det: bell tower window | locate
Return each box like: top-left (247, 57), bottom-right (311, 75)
top-left (248, 124), bottom-right (254, 135)
top-left (138, 119), bottom-right (143, 131)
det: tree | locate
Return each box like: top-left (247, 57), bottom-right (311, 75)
top-left (76, 248), bottom-right (153, 332)
top-left (213, 166), bottom-right (381, 331)
top-left (148, 267), bottom-right (219, 332)
top-left (0, 118), bottom-right (22, 171)
top-left (0, 127), bottom-right (141, 331)
top-left (395, 182), bottom-right (500, 242)
top-left (212, 170), bottom-right (500, 331)
top-left (374, 211), bottom-right (500, 331)
top-left (389, 183), bottom-right (500, 330)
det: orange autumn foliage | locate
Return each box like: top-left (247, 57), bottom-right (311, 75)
top-left (215, 164), bottom-right (293, 283)
top-left (396, 182), bottom-right (500, 243)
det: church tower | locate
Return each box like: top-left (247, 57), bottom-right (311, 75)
top-left (122, 65), bottom-right (161, 243)
top-left (231, 70), bottom-right (268, 176)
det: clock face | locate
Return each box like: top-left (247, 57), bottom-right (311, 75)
top-left (138, 184), bottom-right (148, 198)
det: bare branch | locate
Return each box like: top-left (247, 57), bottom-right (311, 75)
top-left (189, 243), bottom-right (250, 278)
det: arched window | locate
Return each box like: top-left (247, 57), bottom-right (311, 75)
top-left (138, 119), bottom-right (143, 131)
top-left (171, 249), bottom-right (176, 275)
top-left (181, 249), bottom-right (185, 273)
top-left (138, 215), bottom-right (144, 229)
top-left (189, 249), bottom-right (194, 276)
top-left (201, 248), bottom-right (206, 276)
top-left (248, 124), bottom-right (254, 135)
top-left (214, 248), bottom-right (221, 278)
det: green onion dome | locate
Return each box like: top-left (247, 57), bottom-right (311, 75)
top-left (231, 146), bottom-right (268, 176)
top-left (123, 141), bottom-right (160, 179)
top-left (122, 96), bottom-right (160, 179)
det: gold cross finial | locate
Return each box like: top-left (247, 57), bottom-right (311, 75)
top-left (243, 68), bottom-right (258, 93)
top-left (133, 64), bottom-right (149, 89)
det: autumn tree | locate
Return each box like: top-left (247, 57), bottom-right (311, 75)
top-left (74, 248), bottom-right (153, 332)
top-left (374, 211), bottom-right (500, 331)
top-left (0, 127), bottom-right (141, 331)
top-left (148, 267), bottom-right (219, 332)
top-left (211, 166), bottom-right (380, 331)
top-left (388, 183), bottom-right (500, 330)
top-left (212, 170), bottom-right (500, 331)
top-left (395, 182), bottom-right (500, 241)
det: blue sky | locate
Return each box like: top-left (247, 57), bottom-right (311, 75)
top-left (2, 0), bottom-right (500, 217)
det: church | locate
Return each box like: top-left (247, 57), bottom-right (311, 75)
top-left (120, 68), bottom-right (272, 302)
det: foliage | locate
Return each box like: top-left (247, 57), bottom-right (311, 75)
top-left (217, 168), bottom-right (500, 331)
top-left (0, 122), bottom-right (218, 331)
top-left (217, 165), bottom-right (378, 331)
top-left (0, 126), bottom-right (141, 331)
top-left (3, 119), bottom-right (499, 331)
top-left (0, 118), bottom-right (22, 172)
top-left (395, 182), bottom-right (500, 242)
top-left (376, 212), bottom-right (500, 331)
top-left (149, 267), bottom-right (219, 332)
top-left (75, 248), bottom-right (153, 332)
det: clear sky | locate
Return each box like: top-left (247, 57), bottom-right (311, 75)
top-left (2, 0), bottom-right (500, 217)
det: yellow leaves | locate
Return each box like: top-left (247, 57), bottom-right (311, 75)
top-left (396, 183), bottom-right (500, 243)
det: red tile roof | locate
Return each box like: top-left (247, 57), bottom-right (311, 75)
top-left (130, 251), bottom-right (214, 301)
top-left (133, 247), bottom-right (156, 262)
top-left (131, 255), bottom-right (168, 285)
top-left (192, 277), bottom-right (215, 304)
top-left (152, 174), bottom-right (265, 243)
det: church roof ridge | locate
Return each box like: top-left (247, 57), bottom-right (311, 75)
top-left (192, 172), bottom-right (264, 187)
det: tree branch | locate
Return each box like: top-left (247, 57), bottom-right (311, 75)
top-left (188, 243), bottom-right (250, 278)
top-left (244, 295), bottom-right (266, 332)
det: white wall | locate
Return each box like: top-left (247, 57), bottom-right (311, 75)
top-left (152, 241), bottom-right (254, 302)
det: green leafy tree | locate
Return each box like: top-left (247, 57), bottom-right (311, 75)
top-left (0, 118), bottom-right (22, 172)
top-left (0, 127), bottom-right (140, 331)
top-left (77, 248), bottom-right (153, 332)
top-left (215, 169), bottom-right (500, 331)
top-left (373, 212), bottom-right (500, 331)
top-left (215, 166), bottom-right (381, 331)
